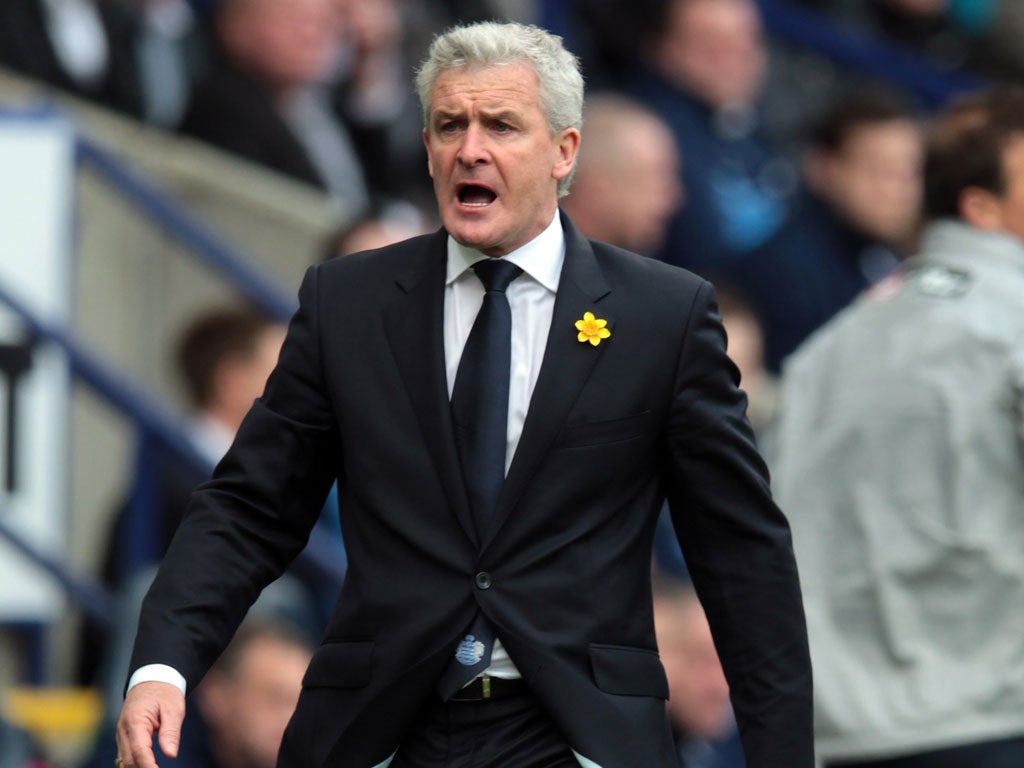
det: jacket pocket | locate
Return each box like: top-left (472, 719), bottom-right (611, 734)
top-left (557, 410), bottom-right (653, 448)
top-left (302, 640), bottom-right (374, 688)
top-left (589, 643), bottom-right (669, 698)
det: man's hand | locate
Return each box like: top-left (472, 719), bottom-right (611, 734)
top-left (115, 681), bottom-right (186, 768)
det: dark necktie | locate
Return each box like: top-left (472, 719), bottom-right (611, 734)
top-left (437, 257), bottom-right (523, 700)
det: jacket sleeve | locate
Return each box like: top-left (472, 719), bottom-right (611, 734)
top-left (128, 265), bottom-right (341, 691)
top-left (662, 280), bottom-right (815, 767)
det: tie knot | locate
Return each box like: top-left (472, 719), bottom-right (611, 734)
top-left (473, 259), bottom-right (523, 294)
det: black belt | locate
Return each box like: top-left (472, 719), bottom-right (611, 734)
top-left (449, 676), bottom-right (528, 702)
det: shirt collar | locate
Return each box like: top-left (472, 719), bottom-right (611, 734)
top-left (445, 211), bottom-right (564, 292)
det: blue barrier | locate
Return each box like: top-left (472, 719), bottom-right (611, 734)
top-left (0, 251), bottom-right (345, 631)
top-left (0, 282), bottom-right (212, 479)
top-left (75, 137), bottom-right (297, 323)
top-left (0, 101), bottom-right (354, 651)
top-left (756, 0), bottom-right (983, 107)
top-left (0, 510), bottom-right (115, 627)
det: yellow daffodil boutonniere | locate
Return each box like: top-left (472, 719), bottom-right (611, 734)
top-left (575, 311), bottom-right (611, 346)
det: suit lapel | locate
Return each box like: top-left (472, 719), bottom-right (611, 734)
top-left (482, 214), bottom-right (613, 552)
top-left (382, 230), bottom-right (478, 547)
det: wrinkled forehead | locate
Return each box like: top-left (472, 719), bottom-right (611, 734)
top-left (430, 61), bottom-right (540, 99)
top-left (428, 62), bottom-right (544, 115)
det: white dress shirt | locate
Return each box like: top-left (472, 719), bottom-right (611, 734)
top-left (128, 213), bottom-right (565, 693)
top-left (444, 212), bottom-right (564, 678)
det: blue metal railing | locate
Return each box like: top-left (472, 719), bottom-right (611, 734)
top-left (75, 137), bottom-right (296, 323)
top-left (0, 505), bottom-right (115, 627)
top-left (756, 0), bottom-right (983, 107)
top-left (0, 273), bottom-right (347, 623)
top-left (0, 283), bottom-right (213, 477)
top-left (0, 111), bottom-right (349, 648)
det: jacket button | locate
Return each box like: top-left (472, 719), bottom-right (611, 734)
top-left (474, 572), bottom-right (492, 590)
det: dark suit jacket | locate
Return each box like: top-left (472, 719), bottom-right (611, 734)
top-left (130, 213), bottom-right (812, 768)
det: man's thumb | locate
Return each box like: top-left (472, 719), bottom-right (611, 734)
top-left (158, 717), bottom-right (182, 758)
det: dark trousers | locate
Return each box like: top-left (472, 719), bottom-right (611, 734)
top-left (390, 691), bottom-right (579, 768)
top-left (826, 736), bottom-right (1024, 768)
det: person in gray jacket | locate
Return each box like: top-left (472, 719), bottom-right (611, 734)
top-left (771, 88), bottom-right (1024, 768)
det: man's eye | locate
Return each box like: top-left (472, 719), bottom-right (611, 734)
top-left (493, 122), bottom-right (511, 133)
top-left (440, 121), bottom-right (460, 133)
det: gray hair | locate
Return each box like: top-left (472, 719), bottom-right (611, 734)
top-left (415, 21), bottom-right (585, 197)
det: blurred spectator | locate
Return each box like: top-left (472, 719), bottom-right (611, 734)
top-left (128, 0), bottom-right (210, 128)
top-left (330, 0), bottom-right (432, 208)
top-left (108, 306), bottom-right (285, 587)
top-left (84, 615), bottom-right (313, 768)
top-left (653, 574), bottom-right (746, 768)
top-left (167, 306), bottom-right (286, 468)
top-left (191, 617), bottom-right (313, 768)
top-left (180, 0), bottom-right (370, 218)
top-left (77, 308), bottom-right (286, 685)
top-left (561, 93), bottom-right (683, 255)
top-left (0, 0), bottom-right (141, 116)
top-left (625, 0), bottom-right (799, 280)
top-left (772, 89), bottom-right (1024, 766)
top-left (567, 0), bottom-right (659, 91)
top-left (803, 90), bottom-right (923, 258)
top-left (713, 283), bottom-right (778, 443)
top-left (752, 90), bottom-right (925, 370)
top-left (322, 199), bottom-right (432, 261)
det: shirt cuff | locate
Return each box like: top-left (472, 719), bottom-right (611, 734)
top-left (126, 664), bottom-right (187, 696)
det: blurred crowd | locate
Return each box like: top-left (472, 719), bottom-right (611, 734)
top-left (2, 0), bottom-right (1023, 767)
top-left (7, 0), bottom-right (1014, 374)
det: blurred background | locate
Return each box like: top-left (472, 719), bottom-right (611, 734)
top-left (0, 0), bottom-right (1017, 765)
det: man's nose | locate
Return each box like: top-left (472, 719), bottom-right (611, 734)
top-left (456, 124), bottom-right (490, 166)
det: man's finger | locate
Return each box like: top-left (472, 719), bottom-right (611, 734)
top-left (116, 681), bottom-right (186, 768)
top-left (156, 693), bottom-right (185, 759)
top-left (117, 713), bottom-right (157, 768)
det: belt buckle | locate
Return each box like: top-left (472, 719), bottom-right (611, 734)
top-left (481, 677), bottom-right (491, 699)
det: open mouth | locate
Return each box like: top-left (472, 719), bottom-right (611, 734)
top-left (457, 184), bottom-right (497, 207)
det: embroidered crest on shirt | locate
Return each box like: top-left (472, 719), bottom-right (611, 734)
top-left (909, 265), bottom-right (972, 298)
top-left (455, 634), bottom-right (486, 665)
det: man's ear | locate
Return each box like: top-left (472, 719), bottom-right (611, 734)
top-left (423, 130), bottom-right (435, 178)
top-left (552, 127), bottom-right (581, 181)
top-left (959, 186), bottom-right (1003, 230)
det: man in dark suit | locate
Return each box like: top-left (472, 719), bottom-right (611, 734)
top-left (116, 21), bottom-right (812, 768)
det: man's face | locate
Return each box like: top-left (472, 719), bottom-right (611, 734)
top-left (424, 62), bottom-right (580, 257)
top-left (662, 0), bottom-right (765, 110)
top-left (202, 635), bottom-right (312, 768)
top-left (815, 120), bottom-right (923, 243)
top-left (214, 324), bottom-right (286, 433)
top-left (608, 119), bottom-right (683, 253)
top-left (222, 0), bottom-right (338, 92)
